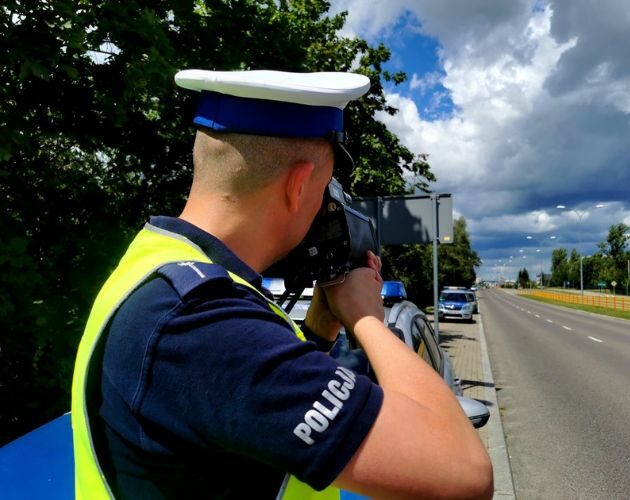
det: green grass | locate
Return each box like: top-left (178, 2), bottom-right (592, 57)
top-left (520, 294), bottom-right (630, 320)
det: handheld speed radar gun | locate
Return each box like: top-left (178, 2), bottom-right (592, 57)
top-left (279, 178), bottom-right (377, 294)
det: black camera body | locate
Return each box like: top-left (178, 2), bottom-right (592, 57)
top-left (281, 178), bottom-right (377, 292)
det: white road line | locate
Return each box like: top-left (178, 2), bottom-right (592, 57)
top-left (535, 314), bottom-right (540, 318)
top-left (527, 311), bottom-right (531, 314)
top-left (588, 336), bottom-right (603, 343)
top-left (562, 326), bottom-right (572, 331)
top-left (546, 319), bottom-right (553, 323)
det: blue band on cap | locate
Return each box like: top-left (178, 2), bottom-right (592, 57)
top-left (193, 91), bottom-right (343, 138)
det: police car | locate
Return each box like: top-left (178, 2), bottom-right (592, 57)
top-left (438, 288), bottom-right (475, 322)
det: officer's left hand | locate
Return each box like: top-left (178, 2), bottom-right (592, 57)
top-left (304, 284), bottom-right (342, 343)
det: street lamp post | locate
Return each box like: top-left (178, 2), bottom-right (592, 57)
top-left (525, 235), bottom-right (557, 287)
top-left (556, 204), bottom-right (605, 295)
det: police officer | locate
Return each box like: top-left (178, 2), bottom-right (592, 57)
top-left (71, 69), bottom-right (493, 499)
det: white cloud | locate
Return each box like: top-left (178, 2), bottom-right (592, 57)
top-left (329, 0), bottom-right (630, 279)
top-left (409, 71), bottom-right (443, 93)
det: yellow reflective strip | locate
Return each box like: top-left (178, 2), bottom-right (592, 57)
top-left (226, 270), bottom-right (307, 342)
top-left (72, 228), bottom-right (210, 498)
top-left (280, 474), bottom-right (340, 499)
top-left (72, 225), bottom-right (317, 498)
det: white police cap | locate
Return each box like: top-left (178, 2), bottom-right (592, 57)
top-left (174, 69), bottom-right (370, 140)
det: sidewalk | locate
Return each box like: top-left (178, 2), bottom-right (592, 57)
top-left (434, 313), bottom-right (516, 499)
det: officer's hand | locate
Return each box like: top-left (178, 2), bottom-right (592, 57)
top-left (304, 285), bottom-right (343, 343)
top-left (324, 251), bottom-right (384, 333)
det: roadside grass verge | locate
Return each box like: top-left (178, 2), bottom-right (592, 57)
top-left (520, 294), bottom-right (630, 321)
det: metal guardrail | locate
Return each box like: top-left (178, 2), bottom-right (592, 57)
top-left (518, 289), bottom-right (629, 311)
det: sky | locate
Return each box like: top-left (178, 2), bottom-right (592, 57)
top-left (328, 0), bottom-right (630, 282)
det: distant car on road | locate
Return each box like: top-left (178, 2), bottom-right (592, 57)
top-left (439, 289), bottom-right (474, 322)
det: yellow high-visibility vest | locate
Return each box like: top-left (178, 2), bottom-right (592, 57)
top-left (71, 223), bottom-right (340, 499)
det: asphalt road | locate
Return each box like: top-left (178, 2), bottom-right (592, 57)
top-left (479, 288), bottom-right (630, 500)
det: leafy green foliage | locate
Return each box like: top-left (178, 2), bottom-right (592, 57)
top-left (548, 224), bottom-right (629, 292)
top-left (517, 268), bottom-right (530, 289)
top-left (382, 217), bottom-right (480, 307)
top-left (438, 217), bottom-right (480, 288)
top-left (1, 0), bottom-right (435, 443)
top-left (549, 247), bottom-right (569, 287)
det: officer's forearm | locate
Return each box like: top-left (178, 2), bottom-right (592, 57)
top-left (337, 315), bottom-right (493, 499)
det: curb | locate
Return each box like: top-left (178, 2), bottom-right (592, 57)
top-left (478, 313), bottom-right (516, 499)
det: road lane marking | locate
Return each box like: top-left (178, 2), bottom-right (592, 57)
top-left (546, 319), bottom-right (553, 323)
top-left (535, 314), bottom-right (540, 318)
top-left (562, 326), bottom-right (572, 331)
top-left (587, 336), bottom-right (603, 343)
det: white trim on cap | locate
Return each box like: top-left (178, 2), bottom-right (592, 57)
top-left (174, 69), bottom-right (370, 109)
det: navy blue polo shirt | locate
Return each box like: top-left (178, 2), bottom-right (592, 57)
top-left (96, 216), bottom-right (383, 499)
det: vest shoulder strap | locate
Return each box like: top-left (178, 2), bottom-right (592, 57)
top-left (157, 261), bottom-right (231, 300)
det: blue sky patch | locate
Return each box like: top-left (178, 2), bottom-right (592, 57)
top-left (370, 11), bottom-right (455, 121)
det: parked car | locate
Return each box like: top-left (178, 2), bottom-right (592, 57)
top-left (438, 289), bottom-right (474, 322)
top-left (343, 298), bottom-right (489, 428)
top-left (386, 299), bottom-right (459, 390)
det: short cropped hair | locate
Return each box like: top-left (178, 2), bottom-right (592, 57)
top-left (192, 128), bottom-right (332, 195)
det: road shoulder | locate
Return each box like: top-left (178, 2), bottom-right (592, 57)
top-left (437, 312), bottom-right (516, 499)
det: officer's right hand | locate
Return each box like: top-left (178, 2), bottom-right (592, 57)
top-left (324, 251), bottom-right (384, 333)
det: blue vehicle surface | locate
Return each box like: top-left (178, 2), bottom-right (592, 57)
top-left (0, 413), bottom-right (74, 499)
top-left (1, 412), bottom-right (369, 499)
top-left (381, 280), bottom-right (407, 305)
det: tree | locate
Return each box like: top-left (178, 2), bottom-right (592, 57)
top-left (517, 268), bottom-right (530, 289)
top-left (604, 223), bottom-right (630, 291)
top-left (549, 248), bottom-right (568, 287)
top-left (439, 217), bottom-right (481, 288)
top-left (606, 223), bottom-right (630, 259)
top-left (382, 216), bottom-right (480, 308)
top-left (567, 249), bottom-right (581, 289)
top-left (548, 223), bottom-right (629, 292)
top-left (1, 1), bottom-right (435, 443)
top-left (381, 243), bottom-right (433, 307)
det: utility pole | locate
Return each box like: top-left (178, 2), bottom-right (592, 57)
top-left (432, 193), bottom-right (440, 343)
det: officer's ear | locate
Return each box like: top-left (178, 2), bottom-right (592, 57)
top-left (284, 161), bottom-right (315, 214)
